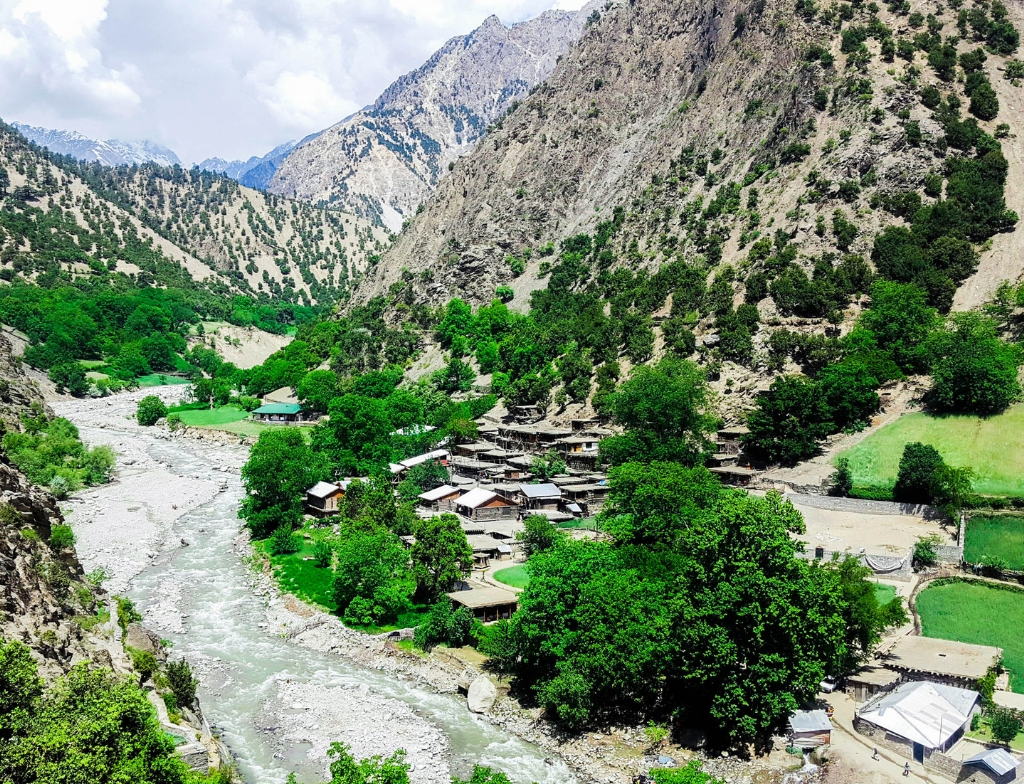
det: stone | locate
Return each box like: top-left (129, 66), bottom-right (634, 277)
top-left (467, 675), bottom-right (497, 714)
top-left (175, 742), bottom-right (209, 774)
top-left (125, 623), bottom-right (161, 656)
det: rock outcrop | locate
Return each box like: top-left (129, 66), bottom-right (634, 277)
top-left (268, 3), bottom-right (602, 231)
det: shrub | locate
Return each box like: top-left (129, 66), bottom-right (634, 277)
top-left (116, 596), bottom-right (142, 634)
top-left (495, 285), bottom-right (514, 302)
top-left (894, 442), bottom-right (944, 504)
top-left (268, 526), bottom-right (301, 555)
top-left (914, 534), bottom-right (943, 567)
top-left (990, 708), bottom-right (1022, 744)
top-left (165, 413), bottom-right (181, 431)
top-left (136, 396), bottom-right (167, 426)
top-left (969, 80), bottom-right (1000, 120)
top-left (312, 540), bottom-right (332, 568)
top-left (414, 598), bottom-right (474, 650)
top-left (127, 648), bottom-right (158, 684)
top-left (48, 524), bottom-right (75, 551)
top-left (165, 659), bottom-right (199, 708)
top-left (830, 457), bottom-right (854, 497)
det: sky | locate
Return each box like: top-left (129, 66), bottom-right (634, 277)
top-left (0, 0), bottom-right (588, 165)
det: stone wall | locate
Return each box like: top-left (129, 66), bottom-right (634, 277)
top-left (787, 493), bottom-right (939, 518)
top-left (797, 547), bottom-right (914, 581)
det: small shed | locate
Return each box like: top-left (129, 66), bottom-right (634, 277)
top-left (788, 710), bottom-right (832, 749)
top-left (417, 484), bottom-right (463, 511)
top-left (454, 488), bottom-right (519, 522)
top-left (466, 534), bottom-right (505, 567)
top-left (963, 748), bottom-right (1020, 782)
top-left (252, 402), bottom-right (304, 423)
top-left (519, 483), bottom-right (563, 510)
top-left (305, 480), bottom-right (348, 516)
top-left (846, 666), bottom-right (900, 702)
top-left (448, 586), bottom-right (519, 622)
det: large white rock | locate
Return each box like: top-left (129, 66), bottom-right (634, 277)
top-left (467, 676), bottom-right (497, 714)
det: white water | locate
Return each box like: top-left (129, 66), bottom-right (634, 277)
top-left (59, 402), bottom-right (575, 784)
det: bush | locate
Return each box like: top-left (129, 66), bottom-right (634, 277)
top-left (414, 598), bottom-right (474, 650)
top-left (268, 525), bottom-right (301, 555)
top-left (48, 524), bottom-right (75, 551)
top-left (127, 648), bottom-right (158, 684)
top-left (914, 534), bottom-right (943, 567)
top-left (136, 396), bottom-right (167, 426)
top-left (894, 442), bottom-right (944, 504)
top-left (165, 659), bottom-right (198, 708)
top-left (312, 540), bottom-right (332, 568)
top-left (990, 708), bottom-right (1022, 744)
top-left (969, 80), bottom-right (1000, 120)
top-left (116, 596), bottom-right (142, 634)
top-left (830, 458), bottom-right (853, 497)
top-left (165, 413), bottom-right (181, 431)
top-left (495, 285), bottom-right (514, 303)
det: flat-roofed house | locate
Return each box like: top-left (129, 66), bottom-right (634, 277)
top-left (305, 480), bottom-right (350, 516)
top-left (251, 402), bottom-right (305, 424)
top-left (885, 636), bottom-right (1002, 690)
top-left (454, 488), bottom-right (519, 522)
top-left (519, 483), bottom-right (562, 510)
top-left (417, 484), bottom-right (463, 512)
top-left (562, 483), bottom-right (610, 514)
top-left (448, 586), bottom-right (519, 622)
top-left (390, 449), bottom-right (450, 477)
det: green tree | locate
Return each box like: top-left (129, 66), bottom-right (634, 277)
top-left (600, 358), bottom-right (718, 466)
top-left (332, 529), bottom-right (415, 625)
top-left (240, 428), bottom-right (325, 538)
top-left (859, 281), bottom-right (937, 373)
top-left (557, 342), bottom-right (593, 403)
top-left (414, 598), bottom-right (474, 650)
top-left (744, 375), bottom-right (832, 465)
top-left (48, 363), bottom-right (89, 396)
top-left (165, 659), bottom-right (198, 709)
top-left (326, 742), bottom-right (411, 784)
top-left (829, 457), bottom-right (853, 497)
top-left (297, 369), bottom-right (341, 413)
top-left (135, 395), bottom-right (167, 426)
top-left (529, 449), bottom-right (566, 480)
top-left (925, 313), bottom-right (1022, 415)
top-left (436, 299), bottom-right (472, 349)
top-left (410, 514), bottom-right (472, 599)
top-left (433, 357), bottom-right (475, 394)
top-left (990, 708), bottom-right (1022, 744)
top-left (517, 514), bottom-right (563, 556)
top-left (312, 394), bottom-right (395, 475)
top-left (0, 639), bottom-right (43, 739)
top-left (893, 442), bottom-right (944, 504)
top-left (969, 80), bottom-right (1000, 120)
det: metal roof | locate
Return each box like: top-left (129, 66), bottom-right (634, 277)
top-left (858, 681), bottom-right (978, 749)
top-left (395, 449), bottom-right (449, 470)
top-left (788, 710), bottom-right (832, 733)
top-left (455, 488), bottom-right (499, 509)
top-left (519, 483), bottom-right (562, 499)
top-left (417, 484), bottom-right (461, 502)
top-left (253, 403), bottom-right (301, 415)
top-left (306, 481), bottom-right (344, 499)
top-left (964, 748), bottom-right (1019, 776)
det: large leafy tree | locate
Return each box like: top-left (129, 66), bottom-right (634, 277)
top-left (240, 428), bottom-right (326, 538)
top-left (743, 375), bottom-right (832, 465)
top-left (410, 514), bottom-right (473, 599)
top-left (332, 529), bottom-right (415, 625)
top-left (892, 442), bottom-right (945, 504)
top-left (599, 358), bottom-right (719, 466)
top-left (312, 394), bottom-right (395, 475)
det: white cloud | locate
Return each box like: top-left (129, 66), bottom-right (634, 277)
top-left (0, 0), bottom-right (580, 163)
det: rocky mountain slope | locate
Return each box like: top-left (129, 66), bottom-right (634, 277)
top-left (0, 121), bottom-right (389, 304)
top-left (199, 131), bottom-right (325, 191)
top-left (268, 3), bottom-right (602, 231)
top-left (13, 122), bottom-right (181, 168)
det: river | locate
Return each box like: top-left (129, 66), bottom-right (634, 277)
top-left (53, 390), bottom-right (576, 784)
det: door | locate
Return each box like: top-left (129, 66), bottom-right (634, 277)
top-left (913, 743), bottom-right (924, 763)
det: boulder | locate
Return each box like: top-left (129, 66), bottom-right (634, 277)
top-left (125, 624), bottom-right (163, 658)
top-left (467, 675), bottom-right (497, 714)
top-left (175, 742), bottom-right (209, 774)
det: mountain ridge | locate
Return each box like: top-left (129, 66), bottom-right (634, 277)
top-left (12, 122), bottom-right (181, 168)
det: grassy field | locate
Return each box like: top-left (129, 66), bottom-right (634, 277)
top-left (256, 538), bottom-right (429, 634)
top-left (837, 406), bottom-right (1024, 497)
top-left (78, 360), bottom-right (107, 369)
top-left (175, 406), bottom-right (251, 427)
top-left (916, 580), bottom-right (1024, 693)
top-left (557, 517), bottom-right (599, 530)
top-left (967, 719), bottom-right (1024, 751)
top-left (137, 374), bottom-right (190, 388)
top-left (873, 583), bottom-right (897, 606)
top-left (965, 515), bottom-right (1024, 571)
top-left (493, 565), bottom-right (530, 589)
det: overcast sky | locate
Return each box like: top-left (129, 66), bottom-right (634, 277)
top-left (0, 0), bottom-right (587, 164)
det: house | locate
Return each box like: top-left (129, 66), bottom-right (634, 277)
top-left (454, 442), bottom-right (497, 459)
top-left (251, 402), bottom-right (305, 424)
top-left (449, 456), bottom-right (493, 480)
top-left (417, 484), bottom-right (463, 512)
top-left (885, 636), bottom-right (1002, 690)
top-left (561, 483), bottom-right (610, 513)
top-left (962, 749), bottom-right (1021, 783)
top-left (716, 425), bottom-right (750, 455)
top-left (788, 710), bottom-right (832, 749)
top-left (390, 449), bottom-right (450, 477)
top-left (556, 436), bottom-right (602, 470)
top-left (262, 386), bottom-right (299, 405)
top-left (454, 488), bottom-right (519, 522)
top-left (855, 681), bottom-right (980, 761)
top-left (448, 586), bottom-right (519, 622)
top-left (519, 483), bottom-right (563, 510)
top-left (708, 465), bottom-right (759, 487)
top-left (465, 534), bottom-right (508, 567)
top-left (305, 480), bottom-right (350, 516)
top-left (846, 666), bottom-right (901, 702)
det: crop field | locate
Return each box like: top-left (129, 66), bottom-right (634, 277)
top-left (916, 580), bottom-right (1024, 693)
top-left (493, 565), bottom-right (530, 589)
top-left (964, 515), bottom-right (1024, 571)
top-left (838, 406), bottom-right (1024, 497)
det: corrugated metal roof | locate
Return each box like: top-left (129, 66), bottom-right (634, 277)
top-left (306, 481), bottom-right (343, 499)
top-left (964, 748), bottom-right (1019, 776)
top-left (456, 488), bottom-right (499, 509)
top-left (519, 483), bottom-right (561, 499)
top-left (858, 681), bottom-right (978, 749)
top-left (418, 484), bottom-right (460, 502)
top-left (788, 710), bottom-right (832, 733)
top-left (253, 403), bottom-right (301, 415)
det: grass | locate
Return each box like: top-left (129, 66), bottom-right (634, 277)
top-left (967, 719), bottom-right (1024, 751)
top-left (916, 580), bottom-right (1024, 693)
top-left (256, 537), bottom-right (429, 634)
top-left (174, 406), bottom-right (251, 427)
top-left (873, 582), bottom-right (897, 606)
top-left (837, 405), bottom-right (1024, 497)
top-left (965, 515), bottom-right (1024, 571)
top-left (493, 564), bottom-right (530, 589)
top-left (78, 359), bottom-right (107, 369)
top-left (557, 516), bottom-right (599, 530)
top-left (137, 374), bottom-right (190, 388)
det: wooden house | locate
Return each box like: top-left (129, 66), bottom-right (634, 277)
top-left (518, 483), bottom-right (562, 510)
top-left (448, 586), bottom-right (519, 622)
top-left (304, 480), bottom-right (350, 516)
top-left (417, 484), bottom-right (463, 512)
top-left (454, 488), bottom-right (519, 522)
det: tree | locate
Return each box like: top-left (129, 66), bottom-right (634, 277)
top-left (931, 464), bottom-right (976, 519)
top-left (135, 395), bottom-right (167, 426)
top-left (333, 529), bottom-right (415, 625)
top-left (743, 375), bottom-right (832, 465)
top-left (600, 358), bottom-right (718, 466)
top-left (817, 360), bottom-right (880, 431)
top-left (925, 313), bottom-right (1022, 415)
top-left (529, 449), bottom-right (566, 480)
top-left (326, 742), bottom-right (411, 784)
top-left (829, 457), bottom-right (854, 497)
top-left (49, 363), bottom-right (89, 396)
top-left (0, 168), bottom-right (9, 197)
top-left (165, 659), bottom-right (198, 709)
top-left (312, 394), bottom-right (395, 475)
top-left (433, 357), bottom-right (475, 394)
top-left (893, 442), bottom-right (944, 504)
top-left (557, 342), bottom-right (593, 403)
top-left (990, 708), bottom-right (1022, 745)
top-left (240, 428), bottom-right (325, 538)
top-left (859, 281), bottom-right (937, 373)
top-left (517, 514), bottom-right (563, 556)
top-left (410, 513), bottom-right (472, 599)
top-left (414, 598), bottom-right (474, 650)
top-left (0, 639), bottom-right (43, 739)
top-left (297, 370), bottom-right (341, 413)
top-left (969, 80), bottom-right (1000, 120)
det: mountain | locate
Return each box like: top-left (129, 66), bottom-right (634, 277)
top-left (267, 3), bottom-right (603, 232)
top-left (0, 120), bottom-right (389, 305)
top-left (198, 134), bottom-right (324, 191)
top-left (12, 122), bottom-right (181, 167)
top-left (356, 0), bottom-right (1024, 320)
